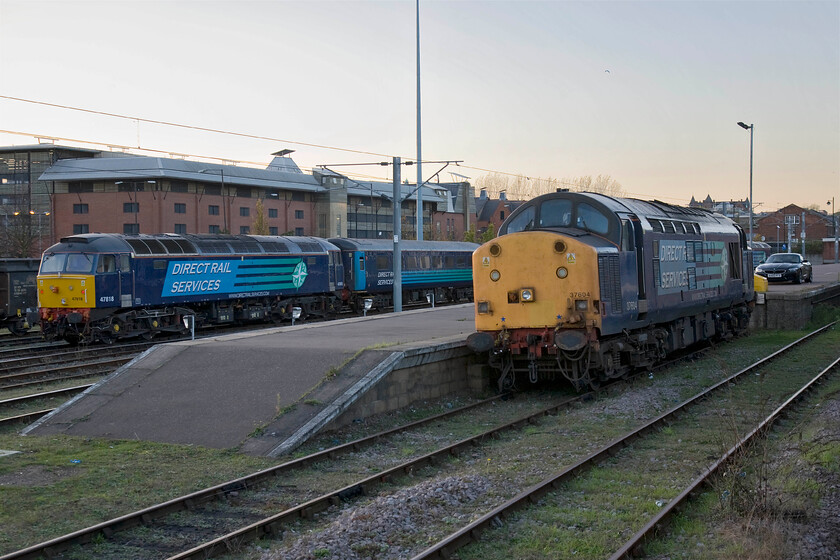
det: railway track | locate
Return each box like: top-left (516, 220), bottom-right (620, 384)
top-left (3, 324), bottom-right (836, 559)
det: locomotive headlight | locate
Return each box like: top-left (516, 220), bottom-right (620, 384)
top-left (520, 289), bottom-right (535, 302)
top-left (575, 299), bottom-right (588, 311)
top-left (490, 269), bottom-right (501, 282)
top-left (477, 301), bottom-right (491, 314)
top-left (556, 267), bottom-right (568, 279)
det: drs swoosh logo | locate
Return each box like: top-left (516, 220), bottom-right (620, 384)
top-left (292, 261), bottom-right (308, 288)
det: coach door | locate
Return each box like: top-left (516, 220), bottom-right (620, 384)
top-left (118, 254), bottom-right (133, 307)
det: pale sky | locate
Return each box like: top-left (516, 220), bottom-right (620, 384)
top-left (1, 0), bottom-right (838, 212)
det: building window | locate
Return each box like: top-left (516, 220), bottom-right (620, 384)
top-left (174, 223), bottom-right (187, 234)
top-left (209, 205), bottom-right (219, 215)
top-left (73, 203), bottom-right (89, 214)
top-left (295, 210), bottom-right (304, 219)
top-left (269, 226), bottom-right (278, 235)
top-left (174, 203), bottom-right (186, 214)
top-left (124, 223), bottom-right (140, 234)
top-left (204, 185), bottom-right (221, 196)
top-left (117, 181), bottom-right (145, 192)
top-left (240, 226), bottom-right (250, 234)
top-left (237, 187), bottom-right (252, 198)
top-left (240, 207), bottom-right (250, 217)
top-left (295, 227), bottom-right (304, 236)
top-left (69, 182), bottom-right (93, 193)
top-left (73, 224), bottom-right (89, 234)
top-left (500, 211), bottom-right (505, 220)
top-left (124, 202), bottom-right (139, 213)
top-left (170, 180), bottom-right (188, 193)
top-left (292, 192), bottom-right (306, 202)
top-left (209, 225), bottom-right (221, 233)
top-left (268, 208), bottom-right (278, 218)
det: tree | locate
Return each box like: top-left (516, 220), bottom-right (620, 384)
top-left (480, 223), bottom-right (496, 243)
top-left (0, 214), bottom-right (34, 258)
top-left (252, 199), bottom-right (269, 235)
top-left (472, 173), bottom-right (623, 200)
top-left (463, 224), bottom-right (477, 243)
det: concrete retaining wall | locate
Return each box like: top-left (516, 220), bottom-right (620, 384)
top-left (326, 345), bottom-right (491, 431)
top-left (751, 284), bottom-right (840, 329)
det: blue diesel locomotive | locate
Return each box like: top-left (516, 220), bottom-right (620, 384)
top-left (37, 233), bottom-right (477, 344)
top-left (466, 191), bottom-right (755, 391)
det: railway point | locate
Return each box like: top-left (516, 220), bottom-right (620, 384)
top-left (21, 264), bottom-right (840, 455)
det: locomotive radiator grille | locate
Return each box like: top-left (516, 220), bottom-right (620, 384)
top-left (598, 255), bottom-right (621, 313)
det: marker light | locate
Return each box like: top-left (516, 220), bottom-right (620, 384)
top-left (556, 267), bottom-right (568, 279)
top-left (490, 269), bottom-right (501, 282)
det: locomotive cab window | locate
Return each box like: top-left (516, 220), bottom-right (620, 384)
top-left (97, 255), bottom-right (117, 273)
top-left (504, 206), bottom-right (536, 234)
top-left (120, 254), bottom-right (131, 272)
top-left (576, 203), bottom-right (609, 235)
top-left (66, 253), bottom-right (95, 273)
top-left (40, 253), bottom-right (67, 274)
top-left (539, 199), bottom-right (573, 228)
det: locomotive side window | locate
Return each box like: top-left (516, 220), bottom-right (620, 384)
top-left (576, 203), bottom-right (609, 235)
top-left (120, 254), bottom-right (131, 272)
top-left (621, 220), bottom-right (635, 252)
top-left (66, 253), bottom-right (95, 273)
top-left (97, 255), bottom-right (117, 273)
top-left (504, 206), bottom-right (535, 234)
top-left (539, 199), bottom-right (573, 228)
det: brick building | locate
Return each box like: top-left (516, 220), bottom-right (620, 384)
top-left (0, 144), bottom-right (475, 257)
top-left (755, 204), bottom-right (833, 251)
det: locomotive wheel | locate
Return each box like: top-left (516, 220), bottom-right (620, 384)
top-left (8, 321), bottom-right (28, 336)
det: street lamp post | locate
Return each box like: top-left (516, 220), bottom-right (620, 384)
top-left (737, 122), bottom-right (754, 242)
top-left (829, 198), bottom-right (838, 264)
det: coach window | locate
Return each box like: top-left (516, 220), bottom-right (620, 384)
top-left (97, 255), bottom-right (117, 273)
top-left (376, 255), bottom-right (390, 270)
top-left (120, 254), bottom-right (131, 272)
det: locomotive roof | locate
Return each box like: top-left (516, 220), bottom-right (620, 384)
top-left (328, 238), bottom-right (479, 252)
top-left (521, 191), bottom-right (723, 222)
top-left (48, 233), bottom-right (339, 256)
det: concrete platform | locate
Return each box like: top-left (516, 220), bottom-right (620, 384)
top-left (22, 305), bottom-right (483, 456)
top-left (752, 263), bottom-right (840, 328)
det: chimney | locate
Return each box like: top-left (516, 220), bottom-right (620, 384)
top-left (479, 189), bottom-right (487, 199)
top-left (499, 190), bottom-right (507, 201)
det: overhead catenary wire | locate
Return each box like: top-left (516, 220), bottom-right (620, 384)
top-left (0, 95), bottom-right (690, 204)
